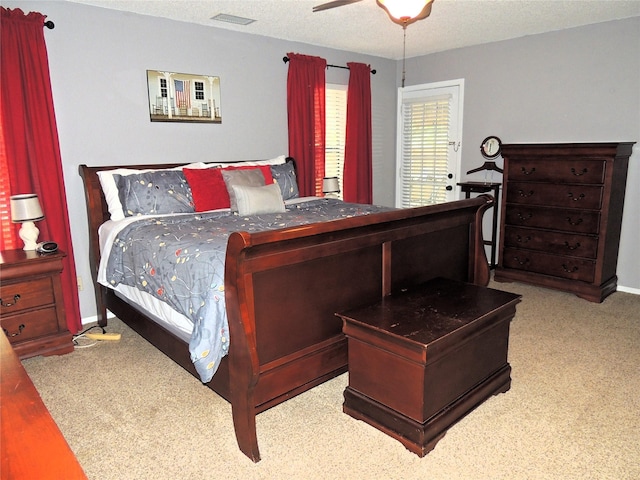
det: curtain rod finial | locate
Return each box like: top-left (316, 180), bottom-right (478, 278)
top-left (44, 20), bottom-right (54, 29)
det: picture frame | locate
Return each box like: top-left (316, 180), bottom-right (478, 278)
top-left (147, 70), bottom-right (221, 123)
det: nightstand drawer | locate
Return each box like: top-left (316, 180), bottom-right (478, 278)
top-left (1, 307), bottom-right (59, 343)
top-left (0, 277), bottom-right (55, 316)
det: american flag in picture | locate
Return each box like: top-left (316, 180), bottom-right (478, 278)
top-left (175, 79), bottom-right (191, 109)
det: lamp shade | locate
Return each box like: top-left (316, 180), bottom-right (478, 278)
top-left (322, 177), bottom-right (340, 194)
top-left (376, 0), bottom-right (434, 26)
top-left (10, 194), bottom-right (44, 223)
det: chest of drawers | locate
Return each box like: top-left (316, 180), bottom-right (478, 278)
top-left (494, 142), bottom-right (634, 302)
top-left (0, 249), bottom-right (74, 358)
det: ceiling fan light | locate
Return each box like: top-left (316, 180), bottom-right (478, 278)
top-left (376, 0), bottom-right (434, 26)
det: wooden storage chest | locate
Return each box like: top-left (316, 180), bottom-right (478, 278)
top-left (337, 277), bottom-right (521, 457)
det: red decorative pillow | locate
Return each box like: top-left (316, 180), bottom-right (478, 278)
top-left (183, 165), bottom-right (274, 212)
top-left (183, 167), bottom-right (230, 211)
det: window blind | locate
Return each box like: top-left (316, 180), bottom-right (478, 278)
top-left (325, 85), bottom-right (347, 197)
top-left (399, 93), bottom-right (452, 207)
top-left (0, 124), bottom-right (16, 249)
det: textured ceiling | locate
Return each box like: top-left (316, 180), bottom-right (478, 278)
top-left (67, 0), bottom-right (640, 60)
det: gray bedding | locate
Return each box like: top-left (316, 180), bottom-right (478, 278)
top-left (104, 198), bottom-right (393, 382)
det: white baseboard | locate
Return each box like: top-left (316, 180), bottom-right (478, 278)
top-left (617, 285), bottom-right (640, 295)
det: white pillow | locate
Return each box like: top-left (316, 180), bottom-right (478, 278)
top-left (97, 162), bottom-right (206, 221)
top-left (232, 183), bottom-right (286, 216)
top-left (204, 154), bottom-right (287, 169)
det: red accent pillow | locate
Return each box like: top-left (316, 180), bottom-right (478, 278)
top-left (183, 167), bottom-right (229, 211)
top-left (183, 165), bottom-right (274, 212)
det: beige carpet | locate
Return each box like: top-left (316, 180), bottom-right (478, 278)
top-left (22, 280), bottom-right (640, 480)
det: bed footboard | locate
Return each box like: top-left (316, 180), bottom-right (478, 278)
top-left (223, 195), bottom-right (493, 461)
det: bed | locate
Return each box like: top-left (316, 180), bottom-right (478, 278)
top-left (79, 158), bottom-right (493, 462)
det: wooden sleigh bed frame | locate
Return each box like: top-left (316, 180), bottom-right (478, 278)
top-left (79, 162), bottom-right (493, 462)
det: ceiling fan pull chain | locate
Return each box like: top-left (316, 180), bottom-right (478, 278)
top-left (402, 25), bottom-right (407, 88)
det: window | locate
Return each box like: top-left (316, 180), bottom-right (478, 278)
top-left (396, 80), bottom-right (464, 208)
top-left (325, 84), bottom-right (347, 199)
top-left (159, 78), bottom-right (167, 98)
top-left (0, 121), bottom-right (16, 250)
top-left (194, 81), bottom-right (204, 101)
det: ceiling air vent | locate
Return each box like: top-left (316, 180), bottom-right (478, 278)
top-left (210, 13), bottom-right (256, 26)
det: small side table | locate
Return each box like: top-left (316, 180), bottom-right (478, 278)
top-left (457, 181), bottom-right (501, 268)
top-left (0, 249), bottom-right (74, 359)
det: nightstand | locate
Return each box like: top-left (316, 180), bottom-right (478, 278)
top-left (0, 249), bottom-right (74, 359)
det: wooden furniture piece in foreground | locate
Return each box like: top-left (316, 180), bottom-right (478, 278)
top-left (0, 249), bottom-right (74, 359)
top-left (0, 331), bottom-right (87, 479)
top-left (495, 142), bottom-right (634, 302)
top-left (338, 277), bottom-right (521, 457)
top-left (80, 162), bottom-right (493, 462)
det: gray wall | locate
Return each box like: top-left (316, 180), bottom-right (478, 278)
top-left (404, 17), bottom-right (640, 292)
top-left (5, 1), bottom-right (397, 320)
top-left (5, 1), bottom-right (639, 321)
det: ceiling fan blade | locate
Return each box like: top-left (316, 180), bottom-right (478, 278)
top-left (313, 0), bottom-right (363, 13)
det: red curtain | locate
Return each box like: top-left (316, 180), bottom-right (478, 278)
top-left (286, 53), bottom-right (326, 197)
top-left (1, 7), bottom-right (82, 333)
top-left (343, 62), bottom-right (373, 204)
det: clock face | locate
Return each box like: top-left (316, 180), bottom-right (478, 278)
top-left (481, 136), bottom-right (502, 159)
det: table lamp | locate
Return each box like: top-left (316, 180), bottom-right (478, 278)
top-left (322, 177), bottom-right (340, 199)
top-left (10, 194), bottom-right (44, 251)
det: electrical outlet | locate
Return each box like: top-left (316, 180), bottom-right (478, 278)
top-left (77, 276), bottom-right (83, 291)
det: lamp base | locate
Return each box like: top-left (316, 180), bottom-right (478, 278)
top-left (18, 221), bottom-right (40, 251)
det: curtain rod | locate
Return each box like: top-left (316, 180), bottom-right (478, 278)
top-left (44, 20), bottom-right (55, 29)
top-left (282, 56), bottom-right (376, 74)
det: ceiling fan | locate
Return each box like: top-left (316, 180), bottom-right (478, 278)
top-left (313, 0), bottom-right (434, 27)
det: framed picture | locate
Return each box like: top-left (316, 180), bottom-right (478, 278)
top-left (147, 70), bottom-right (221, 123)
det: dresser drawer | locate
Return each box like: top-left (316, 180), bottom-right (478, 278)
top-left (0, 277), bottom-right (55, 316)
top-left (507, 182), bottom-right (603, 209)
top-left (508, 159), bottom-right (606, 184)
top-left (502, 247), bottom-right (595, 282)
top-left (505, 206), bottom-right (600, 234)
top-left (1, 307), bottom-right (59, 343)
top-left (503, 226), bottom-right (598, 259)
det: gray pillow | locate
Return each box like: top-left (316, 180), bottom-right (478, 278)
top-left (270, 162), bottom-right (299, 200)
top-left (221, 168), bottom-right (266, 211)
top-left (115, 171), bottom-right (194, 217)
top-left (232, 183), bottom-right (286, 216)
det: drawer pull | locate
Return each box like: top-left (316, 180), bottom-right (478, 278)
top-left (518, 189), bottom-right (534, 198)
top-left (516, 235), bottom-right (532, 243)
top-left (0, 294), bottom-right (21, 307)
top-left (571, 167), bottom-right (588, 176)
top-left (3, 324), bottom-right (25, 337)
top-left (567, 192), bottom-right (586, 201)
top-left (566, 217), bottom-right (583, 226)
top-left (564, 241), bottom-right (581, 250)
top-left (561, 264), bottom-right (579, 273)
top-left (513, 256), bottom-right (530, 266)
top-left (520, 167), bottom-right (536, 175)
top-left (516, 212), bottom-right (533, 222)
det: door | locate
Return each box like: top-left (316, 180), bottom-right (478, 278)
top-left (395, 79), bottom-right (463, 208)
